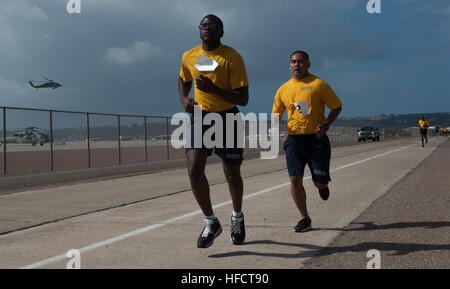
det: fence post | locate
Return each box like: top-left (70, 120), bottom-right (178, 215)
top-left (144, 116), bottom-right (148, 163)
top-left (2, 107), bottom-right (6, 176)
top-left (166, 117), bottom-right (169, 161)
top-left (118, 115), bottom-right (121, 165)
top-left (50, 110), bottom-right (54, 171)
top-left (86, 113), bottom-right (91, 168)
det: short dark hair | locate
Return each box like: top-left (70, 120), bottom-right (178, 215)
top-left (201, 14), bottom-right (223, 31)
top-left (290, 50), bottom-right (309, 60)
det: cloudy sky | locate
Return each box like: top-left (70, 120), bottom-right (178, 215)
top-left (1, 0), bottom-right (449, 121)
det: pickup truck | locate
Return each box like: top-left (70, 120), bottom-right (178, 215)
top-left (358, 127), bottom-right (380, 142)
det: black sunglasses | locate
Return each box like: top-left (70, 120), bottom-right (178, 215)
top-left (199, 22), bottom-right (219, 30)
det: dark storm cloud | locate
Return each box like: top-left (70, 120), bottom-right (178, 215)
top-left (0, 0), bottom-right (449, 119)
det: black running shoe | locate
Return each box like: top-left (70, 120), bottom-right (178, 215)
top-left (230, 215), bottom-right (245, 245)
top-left (318, 187), bottom-right (330, 201)
top-left (197, 218), bottom-right (222, 248)
top-left (294, 218), bottom-right (312, 232)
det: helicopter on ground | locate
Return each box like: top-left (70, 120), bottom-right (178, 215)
top-left (29, 77), bottom-right (62, 90)
top-left (0, 127), bottom-right (51, 146)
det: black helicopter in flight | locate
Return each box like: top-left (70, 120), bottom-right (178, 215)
top-left (29, 77), bottom-right (62, 90)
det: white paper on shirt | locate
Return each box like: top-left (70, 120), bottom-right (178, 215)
top-left (194, 55), bottom-right (219, 72)
top-left (293, 101), bottom-right (310, 116)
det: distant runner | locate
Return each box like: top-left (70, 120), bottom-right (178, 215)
top-left (418, 116), bottom-right (430, 147)
top-left (272, 51), bottom-right (342, 232)
top-left (178, 15), bottom-right (249, 248)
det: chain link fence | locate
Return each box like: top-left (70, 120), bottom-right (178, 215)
top-left (0, 106), bottom-right (414, 177)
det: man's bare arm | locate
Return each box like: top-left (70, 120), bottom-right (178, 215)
top-left (213, 86), bottom-right (249, 106)
top-left (326, 106), bottom-right (342, 126)
top-left (195, 75), bottom-right (249, 106)
top-left (178, 77), bottom-right (194, 113)
top-left (315, 106), bottom-right (342, 138)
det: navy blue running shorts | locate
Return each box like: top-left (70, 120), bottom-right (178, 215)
top-left (283, 134), bottom-right (331, 184)
top-left (185, 106), bottom-right (243, 166)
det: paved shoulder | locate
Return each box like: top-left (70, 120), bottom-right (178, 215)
top-left (302, 139), bottom-right (450, 269)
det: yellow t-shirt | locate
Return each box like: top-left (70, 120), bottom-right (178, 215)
top-left (272, 74), bottom-right (342, 135)
top-left (179, 45), bottom-right (248, 112)
top-left (418, 120), bottom-right (429, 129)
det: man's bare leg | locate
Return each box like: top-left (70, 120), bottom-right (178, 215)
top-left (186, 149), bottom-right (213, 216)
top-left (290, 175), bottom-right (310, 219)
top-left (222, 162), bottom-right (243, 213)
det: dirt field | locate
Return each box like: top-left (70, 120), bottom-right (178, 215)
top-left (0, 131), bottom-right (374, 177)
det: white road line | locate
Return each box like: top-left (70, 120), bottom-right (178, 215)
top-left (21, 144), bottom-right (414, 269)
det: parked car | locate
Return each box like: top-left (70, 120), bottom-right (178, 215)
top-left (358, 127), bottom-right (380, 142)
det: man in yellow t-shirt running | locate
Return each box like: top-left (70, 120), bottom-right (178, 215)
top-left (178, 15), bottom-right (249, 248)
top-left (272, 51), bottom-right (342, 232)
top-left (418, 116), bottom-right (430, 147)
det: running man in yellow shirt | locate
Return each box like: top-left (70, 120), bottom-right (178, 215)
top-left (272, 51), bottom-right (342, 232)
top-left (178, 15), bottom-right (249, 248)
top-left (418, 116), bottom-right (430, 147)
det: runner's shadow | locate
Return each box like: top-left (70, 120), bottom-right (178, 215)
top-left (300, 242), bottom-right (450, 257)
top-left (208, 240), bottom-right (450, 259)
top-left (322, 221), bottom-right (450, 232)
top-left (209, 240), bottom-right (322, 259)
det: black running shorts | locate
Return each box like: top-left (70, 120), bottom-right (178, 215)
top-left (283, 134), bottom-right (331, 184)
top-left (185, 106), bottom-right (243, 166)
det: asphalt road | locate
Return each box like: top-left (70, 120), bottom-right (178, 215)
top-left (302, 138), bottom-right (450, 269)
top-left (0, 137), bottom-right (447, 269)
